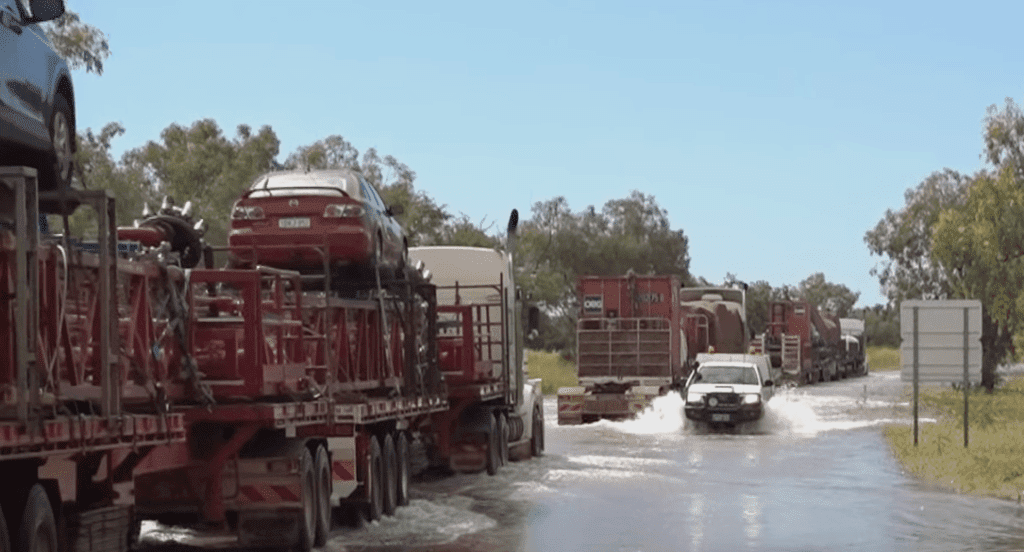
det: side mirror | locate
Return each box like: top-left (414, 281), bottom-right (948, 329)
top-left (387, 204), bottom-right (405, 217)
top-left (764, 380), bottom-right (774, 387)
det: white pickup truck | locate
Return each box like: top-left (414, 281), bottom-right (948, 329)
top-left (683, 354), bottom-right (775, 426)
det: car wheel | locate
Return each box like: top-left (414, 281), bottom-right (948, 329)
top-left (41, 94), bottom-right (74, 193)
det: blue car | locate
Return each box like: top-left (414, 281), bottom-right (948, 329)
top-left (0, 0), bottom-right (75, 205)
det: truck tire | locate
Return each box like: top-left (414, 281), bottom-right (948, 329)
top-left (0, 502), bottom-right (9, 552)
top-left (295, 448), bottom-right (317, 552)
top-left (382, 433), bottom-right (398, 516)
top-left (313, 445), bottom-right (332, 547)
top-left (497, 413), bottom-right (509, 466)
top-left (485, 414), bottom-right (499, 476)
top-left (17, 484), bottom-right (56, 552)
top-left (127, 512), bottom-right (142, 551)
top-left (396, 432), bottom-right (410, 507)
top-left (531, 406), bottom-right (545, 458)
top-left (366, 438), bottom-right (384, 522)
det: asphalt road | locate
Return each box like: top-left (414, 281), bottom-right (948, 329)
top-left (142, 371), bottom-right (1024, 551)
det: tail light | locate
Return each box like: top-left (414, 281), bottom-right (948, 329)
top-left (231, 205), bottom-right (265, 220)
top-left (324, 204), bottom-right (364, 218)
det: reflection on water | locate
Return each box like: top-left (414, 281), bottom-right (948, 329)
top-left (139, 373), bottom-right (1024, 551)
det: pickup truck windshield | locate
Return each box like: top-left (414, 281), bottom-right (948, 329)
top-left (697, 365), bottom-right (759, 385)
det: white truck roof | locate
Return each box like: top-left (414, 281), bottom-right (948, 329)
top-left (839, 318), bottom-right (865, 336)
top-left (409, 246), bottom-right (509, 306)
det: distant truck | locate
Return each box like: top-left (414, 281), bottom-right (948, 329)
top-left (750, 300), bottom-right (845, 384)
top-left (679, 287), bottom-right (748, 369)
top-left (683, 353), bottom-right (776, 426)
top-left (839, 318), bottom-right (869, 377)
top-left (557, 274), bottom-right (683, 425)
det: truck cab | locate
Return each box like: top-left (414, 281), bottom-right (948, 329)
top-left (684, 353), bottom-right (774, 425)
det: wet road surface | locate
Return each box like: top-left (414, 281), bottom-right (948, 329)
top-left (142, 371), bottom-right (1024, 551)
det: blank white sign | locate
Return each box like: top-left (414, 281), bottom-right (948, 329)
top-left (900, 300), bottom-right (981, 384)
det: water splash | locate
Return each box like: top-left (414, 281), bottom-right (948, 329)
top-left (607, 392), bottom-right (686, 434)
top-left (329, 498), bottom-right (497, 547)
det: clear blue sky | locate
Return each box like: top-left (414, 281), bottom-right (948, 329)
top-left (70, 0), bottom-right (1019, 307)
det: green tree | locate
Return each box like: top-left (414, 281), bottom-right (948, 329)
top-left (283, 135), bottom-right (359, 171)
top-left (282, 138), bottom-right (453, 247)
top-left (517, 192), bottom-right (692, 352)
top-left (64, 122), bottom-right (151, 232)
top-left (928, 98), bottom-right (1024, 391)
top-left (932, 167), bottom-right (1024, 391)
top-left (723, 276), bottom-right (776, 336)
top-left (865, 168), bottom-right (969, 304)
top-left (361, 148), bottom-right (451, 247)
top-left (43, 9), bottom-right (110, 75)
top-left (858, 304), bottom-right (900, 348)
top-left (796, 272), bottom-right (860, 317)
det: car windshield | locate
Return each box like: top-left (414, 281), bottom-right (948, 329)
top-left (245, 171), bottom-right (362, 199)
top-left (697, 365), bottom-right (760, 385)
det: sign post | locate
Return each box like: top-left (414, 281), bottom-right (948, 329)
top-left (900, 300), bottom-right (981, 448)
top-left (913, 307), bottom-right (918, 446)
top-left (963, 307), bottom-right (969, 448)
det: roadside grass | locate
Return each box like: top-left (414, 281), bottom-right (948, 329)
top-left (885, 376), bottom-right (1024, 500)
top-left (526, 350), bottom-right (578, 395)
top-left (867, 346), bottom-right (900, 372)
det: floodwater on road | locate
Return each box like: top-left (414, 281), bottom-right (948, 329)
top-left (142, 372), bottom-right (1024, 552)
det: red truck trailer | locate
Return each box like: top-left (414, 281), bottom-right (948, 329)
top-left (0, 167), bottom-right (541, 552)
top-left (557, 273), bottom-right (682, 425)
top-left (0, 167), bottom-right (186, 552)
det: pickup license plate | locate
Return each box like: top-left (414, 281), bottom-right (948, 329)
top-left (278, 217), bottom-right (311, 229)
top-left (711, 414), bottom-right (731, 423)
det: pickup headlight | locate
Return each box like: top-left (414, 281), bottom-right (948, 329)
top-left (687, 392), bottom-right (704, 404)
top-left (743, 393), bottom-right (761, 404)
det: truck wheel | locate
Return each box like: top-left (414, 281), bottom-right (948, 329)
top-left (0, 501), bottom-right (9, 552)
top-left (531, 406), bottom-right (545, 457)
top-left (396, 432), bottom-right (410, 507)
top-left (127, 512), bottom-right (142, 551)
top-left (382, 433), bottom-right (398, 516)
top-left (366, 438), bottom-right (384, 522)
top-left (497, 413), bottom-right (509, 466)
top-left (485, 414), bottom-right (499, 476)
top-left (17, 484), bottom-right (56, 552)
top-left (295, 448), bottom-right (316, 552)
top-left (313, 446), bottom-right (332, 547)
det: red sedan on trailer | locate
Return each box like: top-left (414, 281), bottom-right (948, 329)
top-left (228, 169), bottom-right (408, 278)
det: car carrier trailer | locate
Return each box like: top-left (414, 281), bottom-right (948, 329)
top-left (0, 166), bottom-right (541, 552)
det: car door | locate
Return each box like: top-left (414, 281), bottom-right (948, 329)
top-left (0, 0), bottom-right (52, 148)
top-left (361, 178), bottom-right (402, 262)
